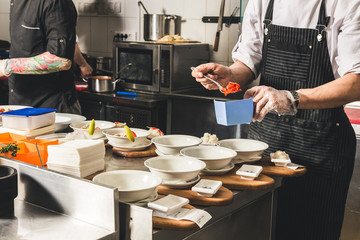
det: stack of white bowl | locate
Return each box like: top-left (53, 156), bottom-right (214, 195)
top-left (47, 139), bottom-right (105, 177)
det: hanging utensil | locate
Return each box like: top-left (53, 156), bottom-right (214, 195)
top-left (225, 6), bottom-right (239, 27)
top-left (213, 0), bottom-right (226, 51)
top-left (138, 1), bottom-right (149, 14)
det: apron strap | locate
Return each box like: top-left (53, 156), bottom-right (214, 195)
top-left (316, 0), bottom-right (330, 31)
top-left (263, 0), bottom-right (275, 28)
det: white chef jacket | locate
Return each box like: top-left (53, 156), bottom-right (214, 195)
top-left (232, 0), bottom-right (360, 79)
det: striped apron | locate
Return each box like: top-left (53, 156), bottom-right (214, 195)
top-left (247, 0), bottom-right (356, 239)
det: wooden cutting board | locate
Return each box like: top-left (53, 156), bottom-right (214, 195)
top-left (200, 168), bottom-right (275, 191)
top-left (258, 157), bottom-right (307, 177)
top-left (157, 185), bottom-right (233, 206)
top-left (112, 144), bottom-right (157, 158)
top-left (152, 195), bottom-right (199, 231)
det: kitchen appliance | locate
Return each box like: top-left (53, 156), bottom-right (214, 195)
top-left (113, 41), bottom-right (209, 93)
top-left (143, 14), bottom-right (181, 41)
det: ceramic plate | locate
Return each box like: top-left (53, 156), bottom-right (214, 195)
top-left (128, 192), bottom-right (158, 206)
top-left (110, 139), bottom-right (152, 151)
top-left (161, 175), bottom-right (201, 189)
top-left (232, 155), bottom-right (262, 164)
top-left (155, 149), bottom-right (180, 156)
top-left (201, 162), bottom-right (235, 175)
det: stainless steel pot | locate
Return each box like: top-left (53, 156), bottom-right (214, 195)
top-left (83, 76), bottom-right (119, 93)
top-left (143, 14), bottom-right (181, 41)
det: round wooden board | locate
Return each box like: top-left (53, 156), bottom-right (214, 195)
top-left (258, 157), bottom-right (307, 177)
top-left (200, 167), bottom-right (275, 191)
top-left (157, 185), bottom-right (233, 206)
top-left (112, 144), bottom-right (157, 158)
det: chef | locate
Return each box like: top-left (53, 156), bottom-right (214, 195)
top-left (0, 0), bottom-right (80, 114)
top-left (192, 0), bottom-right (360, 239)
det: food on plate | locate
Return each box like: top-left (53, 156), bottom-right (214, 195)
top-left (201, 132), bottom-right (218, 144)
top-left (114, 130), bottom-right (137, 138)
top-left (221, 82), bottom-right (241, 96)
top-left (147, 127), bottom-right (164, 139)
top-left (124, 125), bottom-right (135, 142)
top-left (88, 119), bottom-right (96, 135)
top-left (270, 150), bottom-right (290, 160)
top-left (114, 122), bottom-right (126, 128)
top-left (158, 34), bottom-right (185, 42)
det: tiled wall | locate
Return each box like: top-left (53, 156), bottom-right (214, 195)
top-left (0, 0), bottom-right (245, 66)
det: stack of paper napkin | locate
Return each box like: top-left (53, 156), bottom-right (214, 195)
top-left (47, 139), bottom-right (105, 177)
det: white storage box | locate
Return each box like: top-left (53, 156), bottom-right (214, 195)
top-left (1, 108), bottom-right (56, 131)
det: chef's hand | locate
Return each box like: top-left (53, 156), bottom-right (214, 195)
top-left (244, 86), bottom-right (297, 122)
top-left (79, 62), bottom-right (93, 77)
top-left (0, 59), bottom-right (10, 77)
top-left (191, 63), bottom-right (231, 90)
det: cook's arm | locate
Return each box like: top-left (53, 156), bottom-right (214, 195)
top-left (74, 43), bottom-right (93, 77)
top-left (297, 73), bottom-right (360, 109)
top-left (0, 52), bottom-right (71, 77)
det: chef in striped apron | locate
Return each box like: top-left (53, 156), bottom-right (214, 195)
top-left (192, 0), bottom-right (360, 239)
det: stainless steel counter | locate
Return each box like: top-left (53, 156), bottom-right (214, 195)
top-left (0, 157), bottom-right (119, 240)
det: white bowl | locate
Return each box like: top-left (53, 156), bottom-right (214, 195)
top-left (103, 128), bottom-right (150, 147)
top-left (218, 139), bottom-right (269, 163)
top-left (93, 170), bottom-right (162, 203)
top-left (151, 135), bottom-right (202, 155)
top-left (70, 120), bottom-right (115, 139)
top-left (180, 146), bottom-right (237, 170)
top-left (144, 155), bottom-right (206, 182)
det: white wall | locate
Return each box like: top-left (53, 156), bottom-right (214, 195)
top-left (0, 0), bottom-right (243, 66)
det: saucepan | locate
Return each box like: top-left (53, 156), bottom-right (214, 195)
top-left (83, 63), bottom-right (132, 92)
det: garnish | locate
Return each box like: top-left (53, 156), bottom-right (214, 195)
top-left (0, 143), bottom-right (20, 157)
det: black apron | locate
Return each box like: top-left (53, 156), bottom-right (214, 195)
top-left (247, 1), bottom-right (356, 239)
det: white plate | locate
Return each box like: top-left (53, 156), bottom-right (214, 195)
top-left (128, 192), bottom-right (158, 206)
top-left (55, 113), bottom-right (86, 132)
top-left (161, 175), bottom-right (201, 189)
top-left (110, 139), bottom-right (152, 151)
top-left (201, 162), bottom-right (235, 175)
top-left (232, 155), bottom-right (262, 164)
top-left (155, 149), bottom-right (180, 156)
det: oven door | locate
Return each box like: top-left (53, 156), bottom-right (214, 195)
top-left (113, 42), bottom-right (160, 92)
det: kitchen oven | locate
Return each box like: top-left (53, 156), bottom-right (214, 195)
top-left (113, 41), bottom-right (209, 93)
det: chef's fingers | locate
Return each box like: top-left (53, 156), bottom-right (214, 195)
top-left (253, 95), bottom-right (269, 121)
top-left (244, 86), bottom-right (261, 99)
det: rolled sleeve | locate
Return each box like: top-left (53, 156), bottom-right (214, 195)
top-left (232, 0), bottom-right (264, 78)
top-left (44, 0), bottom-right (77, 59)
top-left (335, 1), bottom-right (360, 76)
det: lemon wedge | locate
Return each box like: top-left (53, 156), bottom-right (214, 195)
top-left (124, 125), bottom-right (135, 142)
top-left (88, 119), bottom-right (96, 135)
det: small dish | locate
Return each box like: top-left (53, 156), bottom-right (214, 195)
top-left (271, 158), bottom-right (291, 167)
top-left (192, 179), bottom-right (222, 197)
top-left (110, 139), bottom-right (152, 151)
top-left (236, 164), bottom-right (263, 181)
top-left (201, 162), bottom-right (235, 175)
top-left (161, 175), bottom-right (201, 189)
top-left (147, 194), bottom-right (189, 214)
